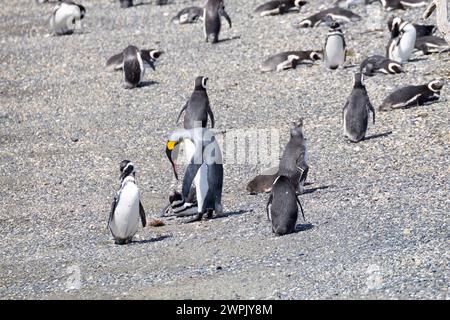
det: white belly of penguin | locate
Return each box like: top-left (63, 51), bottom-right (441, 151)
top-left (392, 28), bottom-right (416, 63)
top-left (110, 183), bottom-right (140, 240)
top-left (53, 5), bottom-right (81, 33)
top-left (326, 36), bottom-right (345, 68)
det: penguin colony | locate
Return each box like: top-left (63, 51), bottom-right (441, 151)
top-left (37, 0), bottom-right (447, 242)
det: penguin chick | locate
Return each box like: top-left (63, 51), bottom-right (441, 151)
top-left (254, 0), bottom-right (307, 17)
top-left (176, 76), bottom-right (215, 129)
top-left (108, 160), bottom-right (147, 245)
top-left (343, 72), bottom-right (375, 142)
top-left (266, 175), bottom-right (305, 236)
top-left (204, 0), bottom-right (232, 43)
top-left (260, 50), bottom-right (321, 72)
top-left (360, 55), bottom-right (403, 76)
top-left (379, 79), bottom-right (445, 111)
top-left (172, 6), bottom-right (204, 24)
top-left (50, 0), bottom-right (85, 36)
top-left (278, 119), bottom-right (309, 195)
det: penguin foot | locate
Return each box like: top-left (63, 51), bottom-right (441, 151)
top-left (185, 213), bottom-right (203, 223)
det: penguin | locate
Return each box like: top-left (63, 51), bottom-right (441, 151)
top-left (334, 0), bottom-right (375, 8)
top-left (254, 0), bottom-right (307, 17)
top-left (360, 55), bottom-right (403, 76)
top-left (166, 127), bottom-right (224, 223)
top-left (108, 160), bottom-right (147, 245)
top-left (203, 0), bottom-right (232, 43)
top-left (50, 0), bottom-right (85, 36)
top-left (106, 47), bottom-right (163, 71)
top-left (377, 0), bottom-right (428, 10)
top-left (266, 175), bottom-right (305, 236)
top-left (323, 19), bottom-right (346, 70)
top-left (413, 24), bottom-right (436, 37)
top-left (119, 0), bottom-right (133, 8)
top-left (260, 50), bottom-right (322, 72)
top-left (386, 16), bottom-right (416, 64)
top-left (379, 79), bottom-right (445, 111)
top-left (172, 7), bottom-right (204, 24)
top-left (278, 119), bottom-right (309, 195)
top-left (246, 166), bottom-right (279, 194)
top-left (176, 76), bottom-right (215, 129)
top-left (342, 72), bottom-right (375, 143)
top-left (296, 7), bottom-right (361, 27)
top-left (415, 36), bottom-right (449, 55)
top-left (163, 188), bottom-right (198, 217)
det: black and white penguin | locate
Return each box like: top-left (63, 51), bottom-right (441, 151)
top-left (172, 6), bottom-right (204, 24)
top-left (378, 0), bottom-right (428, 10)
top-left (260, 50), bottom-right (321, 72)
top-left (379, 79), bottom-right (445, 111)
top-left (176, 76), bottom-right (215, 129)
top-left (266, 175), bottom-right (305, 236)
top-left (108, 160), bottom-right (147, 245)
top-left (413, 23), bottom-right (436, 37)
top-left (166, 128), bottom-right (224, 223)
top-left (386, 16), bottom-right (416, 64)
top-left (49, 0), bottom-right (85, 36)
top-left (254, 0), bottom-right (307, 16)
top-left (343, 73), bottom-right (375, 142)
top-left (334, 0), bottom-right (375, 8)
top-left (119, 0), bottom-right (133, 8)
top-left (415, 36), bottom-right (449, 54)
top-left (106, 47), bottom-right (163, 71)
top-left (278, 119), bottom-right (309, 195)
top-left (360, 55), bottom-right (403, 76)
top-left (324, 19), bottom-right (346, 70)
top-left (296, 7), bottom-right (361, 27)
top-left (162, 189), bottom-right (199, 217)
top-left (203, 0), bottom-right (232, 43)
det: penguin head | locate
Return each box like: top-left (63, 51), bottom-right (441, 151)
top-left (77, 4), bottom-right (86, 19)
top-left (325, 15), bottom-right (340, 29)
top-left (297, 19), bottom-right (312, 28)
top-left (294, 0), bottom-right (307, 7)
top-left (388, 16), bottom-right (403, 38)
top-left (194, 76), bottom-right (208, 90)
top-left (427, 79), bottom-right (445, 92)
top-left (290, 118), bottom-right (304, 137)
top-left (353, 72), bottom-right (365, 88)
top-left (309, 51), bottom-right (322, 61)
top-left (119, 160), bottom-right (135, 180)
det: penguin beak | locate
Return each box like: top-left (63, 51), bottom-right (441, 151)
top-left (166, 140), bottom-right (179, 180)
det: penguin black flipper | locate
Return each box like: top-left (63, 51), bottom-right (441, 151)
top-left (219, 6), bottom-right (232, 28)
top-left (176, 101), bottom-right (189, 124)
top-left (106, 52), bottom-right (124, 70)
top-left (295, 195), bottom-right (306, 222)
top-left (139, 201), bottom-right (147, 227)
top-left (108, 193), bottom-right (119, 229)
top-left (266, 193), bottom-right (273, 221)
top-left (207, 101), bottom-right (215, 128)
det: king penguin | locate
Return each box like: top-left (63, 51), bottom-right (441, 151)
top-left (343, 72), bottom-right (375, 142)
top-left (324, 18), bottom-right (346, 70)
top-left (108, 160), bottom-right (147, 245)
top-left (50, 0), bottom-right (85, 36)
top-left (386, 16), bottom-right (416, 64)
top-left (203, 0), bottom-right (232, 43)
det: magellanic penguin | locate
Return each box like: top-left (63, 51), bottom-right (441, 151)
top-left (176, 76), bottom-right (215, 129)
top-left (324, 19), bottom-right (346, 70)
top-left (413, 23), bottom-right (436, 37)
top-left (119, 0), bottom-right (133, 8)
top-left (163, 189), bottom-right (199, 217)
top-left (203, 0), bottom-right (232, 43)
top-left (386, 16), bottom-right (417, 64)
top-left (414, 36), bottom-right (449, 55)
top-left (377, 0), bottom-right (428, 10)
top-left (379, 79), bottom-right (445, 111)
top-left (172, 6), bottom-right (204, 24)
top-left (260, 50), bottom-right (322, 72)
top-left (108, 160), bottom-right (147, 245)
top-left (278, 119), bottom-right (309, 195)
top-left (360, 55), bottom-right (403, 76)
top-left (266, 175), bottom-right (305, 236)
top-left (343, 72), bottom-right (375, 142)
top-left (246, 166), bottom-right (279, 194)
top-left (254, 0), bottom-right (307, 17)
top-left (106, 47), bottom-right (163, 71)
top-left (166, 127), bottom-right (224, 223)
top-left (296, 7), bottom-right (361, 27)
top-left (49, 1), bottom-right (85, 36)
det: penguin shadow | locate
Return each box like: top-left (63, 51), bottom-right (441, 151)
top-left (215, 209), bottom-right (251, 219)
top-left (216, 36), bottom-right (241, 44)
top-left (131, 234), bottom-right (171, 245)
top-left (364, 131), bottom-right (393, 141)
top-left (138, 80), bottom-right (159, 87)
top-left (301, 185), bottom-right (332, 195)
top-left (295, 223), bottom-right (314, 233)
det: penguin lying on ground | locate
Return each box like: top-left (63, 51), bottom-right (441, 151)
top-left (386, 16), bottom-right (416, 64)
top-left (260, 50), bottom-right (321, 72)
top-left (296, 7), bottom-right (361, 27)
top-left (161, 189), bottom-right (199, 217)
top-left (49, 0), bottom-right (85, 35)
top-left (343, 72), bottom-right (375, 142)
top-left (108, 161), bottom-right (147, 245)
top-left (379, 79), bottom-right (445, 111)
top-left (254, 0), bottom-right (307, 16)
top-left (376, 0), bottom-right (428, 10)
top-left (266, 176), bottom-right (305, 236)
top-left (413, 24), bottom-right (436, 37)
top-left (360, 55), bottom-right (403, 76)
top-left (172, 7), bottom-right (204, 24)
top-left (204, 0), bottom-right (232, 43)
top-left (414, 36), bottom-right (449, 55)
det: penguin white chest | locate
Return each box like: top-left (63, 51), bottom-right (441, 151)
top-left (53, 4), bottom-right (81, 33)
top-left (391, 27), bottom-right (416, 63)
top-left (326, 36), bottom-right (345, 68)
top-left (110, 183), bottom-right (140, 240)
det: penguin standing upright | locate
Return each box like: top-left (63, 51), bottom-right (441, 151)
top-left (266, 176), bottom-right (305, 236)
top-left (203, 0), bottom-right (232, 43)
top-left (50, 1), bottom-right (85, 35)
top-left (176, 76), bottom-right (215, 129)
top-left (343, 73), bottom-right (375, 142)
top-left (166, 128), bottom-right (224, 223)
top-left (324, 19), bottom-right (346, 70)
top-left (108, 161), bottom-right (147, 245)
top-left (386, 17), bottom-right (416, 64)
top-left (278, 119), bottom-right (309, 194)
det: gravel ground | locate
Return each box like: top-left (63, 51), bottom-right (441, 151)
top-left (0, 0), bottom-right (449, 300)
